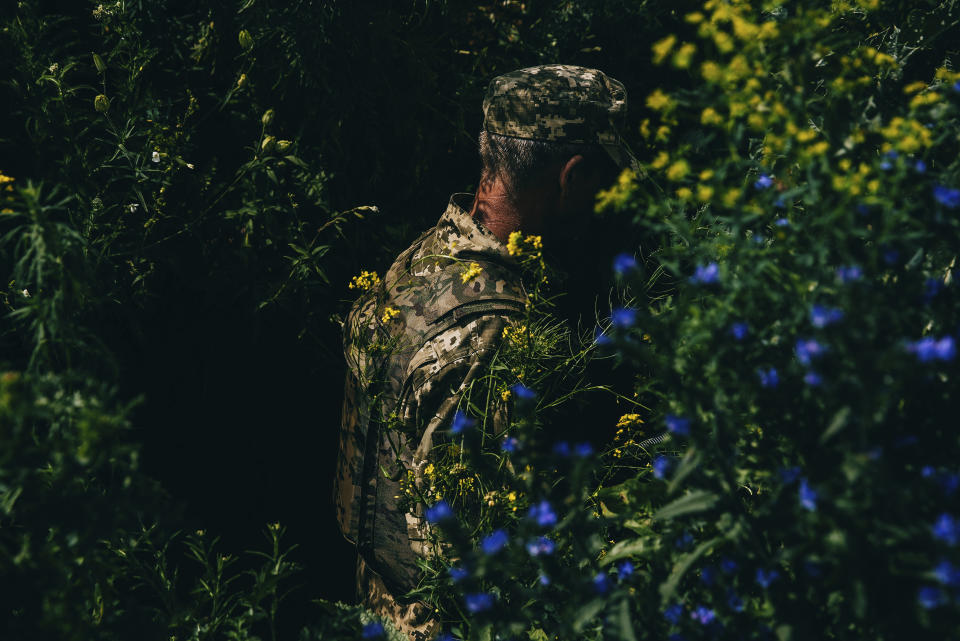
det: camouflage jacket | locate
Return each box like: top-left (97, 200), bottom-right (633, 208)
top-left (335, 194), bottom-right (527, 595)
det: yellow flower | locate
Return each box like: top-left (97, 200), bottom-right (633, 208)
top-left (381, 307), bottom-right (400, 323)
top-left (652, 35), bottom-right (677, 65)
top-left (0, 173), bottom-right (15, 184)
top-left (808, 141), bottom-right (830, 155)
top-left (700, 107), bottom-right (723, 125)
top-left (685, 11), bottom-right (704, 23)
top-left (796, 129), bottom-right (817, 143)
top-left (697, 185), bottom-right (715, 202)
top-left (595, 168), bottom-right (637, 212)
top-left (507, 491), bottom-right (517, 502)
top-left (699, 169), bottom-right (714, 181)
top-left (666, 160), bottom-right (690, 182)
top-left (700, 61), bottom-right (724, 84)
top-left (909, 92), bottom-right (940, 109)
top-left (673, 43), bottom-right (696, 69)
top-left (645, 89), bottom-right (674, 112)
top-left (639, 118), bottom-right (651, 138)
top-left (655, 125), bottom-right (671, 142)
top-left (348, 270), bottom-right (380, 291)
top-left (650, 151), bottom-right (670, 170)
top-left (722, 187), bottom-right (741, 207)
top-left (460, 261), bottom-right (483, 283)
top-left (903, 81), bottom-right (928, 94)
top-left (730, 15), bottom-right (759, 40)
top-left (713, 31), bottom-right (734, 53)
top-left (676, 187), bottom-right (693, 200)
top-left (616, 413), bottom-right (645, 428)
top-left (500, 389), bottom-right (512, 402)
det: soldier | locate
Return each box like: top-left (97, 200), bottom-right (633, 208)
top-left (334, 64), bottom-right (637, 640)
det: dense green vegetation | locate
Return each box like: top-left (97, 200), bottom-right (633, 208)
top-left (2, 1), bottom-right (959, 640)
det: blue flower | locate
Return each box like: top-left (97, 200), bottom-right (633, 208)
top-left (664, 603), bottom-right (684, 625)
top-left (886, 150), bottom-right (899, 159)
top-left (882, 248), bottom-right (900, 265)
top-left (756, 568), bottom-right (780, 588)
top-left (908, 336), bottom-right (956, 362)
top-left (611, 307), bottom-right (638, 329)
top-left (934, 185), bottom-right (960, 208)
top-left (552, 441), bottom-right (571, 457)
top-left (617, 561), bottom-right (635, 580)
top-left (933, 560), bottom-right (960, 587)
top-left (879, 160), bottom-right (893, 171)
top-left (665, 414), bottom-right (691, 436)
top-left (727, 589), bottom-right (744, 612)
top-left (594, 326), bottom-right (611, 346)
top-left (528, 500), bottom-right (558, 528)
top-left (940, 473), bottom-right (960, 495)
top-left (810, 304), bottom-right (844, 328)
top-left (690, 262), bottom-right (720, 285)
top-left (675, 532), bottom-right (694, 549)
top-left (775, 217), bottom-right (789, 227)
top-left (780, 466), bottom-right (802, 484)
top-left (451, 411), bottom-right (475, 435)
top-left (592, 572), bottom-right (611, 594)
top-left (510, 383), bottom-right (536, 400)
top-left (480, 529), bottom-right (508, 555)
top-left (730, 322), bottom-right (749, 340)
top-left (757, 367), bottom-right (779, 388)
top-left (448, 566), bottom-right (469, 582)
top-left (425, 500), bottom-right (454, 524)
top-left (613, 253), bottom-right (639, 275)
top-left (721, 557), bottom-right (738, 574)
top-left (501, 436), bottom-right (520, 453)
top-left (798, 478), bottom-right (818, 511)
top-left (954, 80), bottom-right (960, 92)
top-left (699, 565), bottom-right (716, 586)
top-left (538, 573), bottom-right (550, 586)
top-left (804, 371), bottom-right (823, 386)
top-left (795, 338), bottom-right (826, 365)
top-left (856, 203), bottom-right (871, 216)
top-left (464, 592), bottom-right (495, 613)
top-left (433, 633), bottom-right (457, 641)
top-left (526, 536), bottom-right (555, 557)
top-left (574, 442), bottom-right (595, 457)
top-left (935, 336), bottom-right (956, 361)
top-left (932, 513), bottom-right (960, 545)
top-left (923, 277), bottom-right (942, 303)
top-left (754, 174), bottom-right (774, 189)
top-left (915, 159), bottom-right (928, 173)
top-left (918, 586), bottom-right (944, 610)
top-left (362, 622), bottom-right (385, 639)
top-left (922, 465), bottom-right (937, 478)
top-left (690, 606), bottom-right (716, 624)
top-left (652, 455), bottom-right (672, 480)
top-left (836, 265), bottom-right (863, 283)
top-left (803, 560), bottom-right (822, 577)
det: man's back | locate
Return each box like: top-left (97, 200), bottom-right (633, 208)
top-left (335, 193), bottom-right (526, 596)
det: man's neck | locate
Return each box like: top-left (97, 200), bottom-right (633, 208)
top-left (469, 176), bottom-right (543, 244)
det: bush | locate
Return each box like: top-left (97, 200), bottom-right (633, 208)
top-left (418, 1), bottom-right (960, 639)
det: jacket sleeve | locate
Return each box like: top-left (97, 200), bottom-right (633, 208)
top-left (401, 311), bottom-right (516, 464)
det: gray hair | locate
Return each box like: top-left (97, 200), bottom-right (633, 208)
top-left (478, 130), bottom-right (615, 198)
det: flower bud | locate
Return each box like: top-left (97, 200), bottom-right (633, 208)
top-left (238, 29), bottom-right (254, 49)
top-left (92, 52), bottom-right (106, 74)
top-left (260, 135), bottom-right (276, 153)
top-left (94, 94), bottom-right (110, 113)
top-left (236, 73), bottom-right (247, 88)
top-left (275, 139), bottom-right (292, 153)
top-left (261, 109), bottom-right (275, 126)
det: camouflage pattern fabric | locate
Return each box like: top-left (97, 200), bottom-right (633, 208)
top-left (357, 556), bottom-right (442, 641)
top-left (335, 194), bottom-right (527, 602)
top-left (482, 64), bottom-right (639, 170)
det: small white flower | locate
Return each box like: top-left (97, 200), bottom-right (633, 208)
top-left (48, 63), bottom-right (59, 73)
top-left (151, 151), bottom-right (160, 163)
top-left (21, 288), bottom-right (29, 297)
top-left (186, 163), bottom-right (195, 170)
top-left (127, 203), bottom-right (139, 213)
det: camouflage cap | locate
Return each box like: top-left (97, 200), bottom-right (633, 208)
top-left (482, 64), bottom-right (639, 171)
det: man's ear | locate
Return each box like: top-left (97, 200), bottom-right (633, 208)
top-left (558, 154), bottom-right (586, 198)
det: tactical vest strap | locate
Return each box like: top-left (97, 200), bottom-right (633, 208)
top-left (421, 298), bottom-right (526, 345)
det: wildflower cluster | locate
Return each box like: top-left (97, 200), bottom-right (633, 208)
top-left (348, 270), bottom-right (381, 291)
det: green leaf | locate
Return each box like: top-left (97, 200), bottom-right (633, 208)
top-left (653, 490), bottom-right (717, 522)
top-left (618, 597), bottom-right (638, 641)
top-left (820, 406), bottom-right (850, 444)
top-left (572, 597), bottom-right (605, 632)
top-left (659, 536), bottom-right (721, 601)
top-left (667, 448), bottom-right (701, 495)
top-left (601, 537), bottom-right (646, 566)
